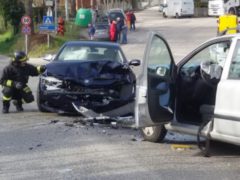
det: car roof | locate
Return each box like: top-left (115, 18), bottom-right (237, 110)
top-left (192, 33), bottom-right (240, 49)
top-left (208, 34), bottom-right (240, 41)
top-left (64, 41), bottom-right (120, 48)
top-left (108, 8), bottom-right (124, 12)
top-left (107, 8), bottom-right (126, 17)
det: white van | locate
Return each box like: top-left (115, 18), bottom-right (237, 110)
top-left (162, 0), bottom-right (194, 18)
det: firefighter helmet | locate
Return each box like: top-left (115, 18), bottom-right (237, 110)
top-left (12, 51), bottom-right (28, 62)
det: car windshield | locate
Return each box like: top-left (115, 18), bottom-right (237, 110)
top-left (95, 24), bottom-right (109, 29)
top-left (57, 44), bottom-right (125, 63)
top-left (109, 12), bottom-right (124, 20)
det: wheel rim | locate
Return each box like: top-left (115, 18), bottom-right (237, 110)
top-left (142, 127), bottom-right (155, 136)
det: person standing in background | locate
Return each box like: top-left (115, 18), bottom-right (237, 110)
top-left (116, 17), bottom-right (124, 42)
top-left (110, 20), bottom-right (117, 42)
top-left (88, 23), bottom-right (96, 40)
top-left (90, 6), bottom-right (97, 25)
top-left (126, 10), bottom-right (131, 30)
top-left (130, 10), bottom-right (136, 31)
top-left (121, 24), bottom-right (128, 44)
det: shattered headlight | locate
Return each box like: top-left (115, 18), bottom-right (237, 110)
top-left (41, 76), bottom-right (63, 90)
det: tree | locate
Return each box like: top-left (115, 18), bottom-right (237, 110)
top-left (0, 0), bottom-right (25, 34)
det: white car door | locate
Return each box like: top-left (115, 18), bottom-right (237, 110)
top-left (212, 37), bottom-right (240, 145)
top-left (135, 32), bottom-right (176, 127)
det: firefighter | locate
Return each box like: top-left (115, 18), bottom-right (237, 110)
top-left (0, 51), bottom-right (46, 113)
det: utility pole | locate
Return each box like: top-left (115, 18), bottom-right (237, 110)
top-left (54, 0), bottom-right (57, 25)
top-left (65, 0), bottom-right (69, 21)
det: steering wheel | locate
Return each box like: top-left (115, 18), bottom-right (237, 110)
top-left (200, 61), bottom-right (222, 87)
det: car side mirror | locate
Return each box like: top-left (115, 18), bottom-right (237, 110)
top-left (43, 54), bottom-right (55, 61)
top-left (129, 59), bottom-right (141, 66)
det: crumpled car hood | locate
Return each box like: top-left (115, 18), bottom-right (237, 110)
top-left (44, 60), bottom-right (134, 86)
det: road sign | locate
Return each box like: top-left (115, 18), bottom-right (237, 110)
top-left (43, 16), bottom-right (53, 24)
top-left (39, 24), bottom-right (56, 32)
top-left (47, 7), bottom-right (53, 16)
top-left (21, 16), bottom-right (31, 25)
top-left (45, 0), bottom-right (53, 6)
top-left (21, 25), bottom-right (31, 35)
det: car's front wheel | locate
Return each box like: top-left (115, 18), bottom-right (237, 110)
top-left (141, 125), bottom-right (167, 142)
top-left (163, 12), bottom-right (167, 18)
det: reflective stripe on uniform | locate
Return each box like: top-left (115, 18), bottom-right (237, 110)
top-left (23, 86), bottom-right (31, 93)
top-left (37, 66), bottom-right (41, 74)
top-left (19, 56), bottom-right (28, 62)
top-left (6, 80), bottom-right (13, 87)
top-left (2, 95), bottom-right (11, 101)
top-left (13, 56), bottom-right (28, 62)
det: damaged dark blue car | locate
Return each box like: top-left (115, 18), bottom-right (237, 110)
top-left (37, 41), bottom-right (140, 114)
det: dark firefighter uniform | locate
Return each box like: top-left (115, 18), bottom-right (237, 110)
top-left (0, 51), bottom-right (46, 113)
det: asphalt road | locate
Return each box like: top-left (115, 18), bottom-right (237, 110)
top-left (0, 7), bottom-right (240, 180)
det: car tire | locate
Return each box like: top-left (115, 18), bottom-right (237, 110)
top-left (141, 125), bottom-right (167, 143)
top-left (37, 82), bottom-right (49, 112)
top-left (175, 13), bottom-right (179, 18)
top-left (163, 12), bottom-right (167, 18)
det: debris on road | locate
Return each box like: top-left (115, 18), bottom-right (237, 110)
top-left (64, 123), bottom-right (74, 127)
top-left (72, 103), bottom-right (135, 126)
top-left (171, 144), bottom-right (194, 151)
top-left (131, 134), bottom-right (144, 142)
top-left (73, 119), bottom-right (87, 125)
top-left (49, 120), bottom-right (60, 124)
top-left (111, 122), bottom-right (118, 129)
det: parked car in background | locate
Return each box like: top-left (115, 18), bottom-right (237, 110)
top-left (136, 32), bottom-right (240, 149)
top-left (94, 23), bottom-right (110, 41)
top-left (37, 41), bottom-right (140, 114)
top-left (96, 14), bottom-right (109, 24)
top-left (107, 8), bottom-right (126, 22)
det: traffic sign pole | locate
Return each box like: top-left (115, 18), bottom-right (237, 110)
top-left (47, 34), bottom-right (50, 48)
top-left (25, 34), bottom-right (28, 54)
top-left (21, 16), bottom-right (32, 55)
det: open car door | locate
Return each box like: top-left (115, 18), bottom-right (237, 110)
top-left (135, 32), bottom-right (176, 128)
top-left (212, 37), bottom-right (240, 145)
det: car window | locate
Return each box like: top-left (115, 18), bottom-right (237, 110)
top-left (108, 12), bottom-right (124, 21)
top-left (57, 44), bottom-right (124, 63)
top-left (183, 41), bottom-right (230, 68)
top-left (229, 40), bottom-right (240, 79)
top-left (95, 24), bottom-right (109, 29)
top-left (148, 36), bottom-right (172, 66)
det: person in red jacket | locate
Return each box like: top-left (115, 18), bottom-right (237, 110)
top-left (109, 20), bottom-right (117, 42)
top-left (126, 10), bottom-right (132, 30)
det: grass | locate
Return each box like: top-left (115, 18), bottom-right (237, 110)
top-left (0, 21), bottom-right (88, 57)
top-left (0, 30), bottom-right (13, 42)
top-left (0, 31), bottom-right (23, 56)
top-left (28, 35), bottom-right (67, 57)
